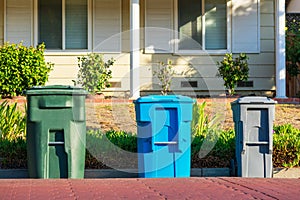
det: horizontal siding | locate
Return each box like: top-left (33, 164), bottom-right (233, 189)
top-left (249, 65), bottom-right (275, 78)
top-left (257, 0), bottom-right (275, 91)
top-left (251, 78), bottom-right (275, 90)
top-left (261, 0), bottom-right (274, 14)
top-left (261, 27), bottom-right (275, 40)
top-left (45, 55), bottom-right (78, 85)
top-left (45, 52), bottom-right (276, 92)
top-left (261, 40), bottom-right (275, 52)
top-left (261, 13), bottom-right (274, 27)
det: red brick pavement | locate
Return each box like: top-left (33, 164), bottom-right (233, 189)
top-left (0, 178), bottom-right (299, 200)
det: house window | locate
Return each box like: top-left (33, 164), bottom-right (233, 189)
top-left (38, 0), bottom-right (88, 50)
top-left (177, 0), bottom-right (227, 51)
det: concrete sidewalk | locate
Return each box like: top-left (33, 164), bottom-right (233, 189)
top-left (0, 178), bottom-right (299, 199)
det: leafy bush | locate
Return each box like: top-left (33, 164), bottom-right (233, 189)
top-left (0, 101), bottom-right (26, 141)
top-left (105, 130), bottom-right (137, 152)
top-left (209, 130), bottom-right (235, 162)
top-left (217, 53), bottom-right (249, 95)
top-left (273, 124), bottom-right (300, 168)
top-left (191, 130), bottom-right (235, 168)
top-left (153, 61), bottom-right (175, 95)
top-left (0, 43), bottom-right (53, 98)
top-left (74, 53), bottom-right (114, 94)
top-left (0, 138), bottom-right (27, 169)
top-left (86, 130), bottom-right (137, 169)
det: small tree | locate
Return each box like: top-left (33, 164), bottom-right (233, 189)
top-left (217, 53), bottom-right (249, 95)
top-left (153, 61), bottom-right (175, 95)
top-left (74, 53), bottom-right (114, 94)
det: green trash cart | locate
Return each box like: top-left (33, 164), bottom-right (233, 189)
top-left (25, 85), bottom-right (87, 179)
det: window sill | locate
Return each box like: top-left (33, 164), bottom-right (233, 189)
top-left (174, 50), bottom-right (230, 56)
top-left (44, 50), bottom-right (122, 56)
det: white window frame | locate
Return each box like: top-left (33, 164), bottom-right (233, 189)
top-left (33, 0), bottom-right (92, 52)
top-left (174, 0), bottom-right (231, 55)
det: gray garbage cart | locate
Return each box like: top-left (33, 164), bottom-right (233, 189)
top-left (231, 96), bottom-right (276, 178)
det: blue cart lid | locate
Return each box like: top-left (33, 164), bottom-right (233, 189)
top-left (25, 85), bottom-right (88, 95)
top-left (231, 96), bottom-right (277, 104)
top-left (134, 95), bottom-right (194, 103)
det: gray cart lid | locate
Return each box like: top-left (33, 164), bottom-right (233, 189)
top-left (232, 96), bottom-right (277, 104)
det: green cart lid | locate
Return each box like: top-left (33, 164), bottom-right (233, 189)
top-left (25, 85), bottom-right (88, 95)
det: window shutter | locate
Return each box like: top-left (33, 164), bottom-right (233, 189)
top-left (232, 0), bottom-right (260, 53)
top-left (6, 0), bottom-right (33, 46)
top-left (93, 0), bottom-right (121, 52)
top-left (145, 0), bottom-right (173, 53)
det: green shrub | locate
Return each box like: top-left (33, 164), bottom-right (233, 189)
top-left (0, 43), bottom-right (53, 98)
top-left (0, 101), bottom-right (26, 141)
top-left (86, 130), bottom-right (137, 153)
top-left (209, 130), bottom-right (235, 161)
top-left (217, 53), bottom-right (249, 95)
top-left (191, 129), bottom-right (235, 168)
top-left (74, 53), bottom-right (114, 94)
top-left (105, 130), bottom-right (137, 152)
top-left (0, 138), bottom-right (27, 169)
top-left (273, 124), bottom-right (300, 168)
top-left (86, 130), bottom-right (137, 169)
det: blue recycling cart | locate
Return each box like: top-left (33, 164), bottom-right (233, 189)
top-left (134, 95), bottom-right (194, 178)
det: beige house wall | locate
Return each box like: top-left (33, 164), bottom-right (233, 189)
top-left (44, 0), bottom-right (276, 96)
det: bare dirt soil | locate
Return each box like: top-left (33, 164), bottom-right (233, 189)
top-left (86, 101), bottom-right (300, 133)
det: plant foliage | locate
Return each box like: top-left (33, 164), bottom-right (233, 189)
top-left (153, 61), bottom-right (175, 95)
top-left (0, 101), bottom-right (26, 141)
top-left (286, 19), bottom-right (300, 76)
top-left (74, 53), bottom-right (114, 94)
top-left (0, 42), bottom-right (53, 98)
top-left (191, 102), bottom-right (234, 167)
top-left (273, 124), bottom-right (300, 168)
top-left (0, 138), bottom-right (27, 169)
top-left (192, 102), bottom-right (221, 137)
top-left (217, 53), bottom-right (249, 95)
